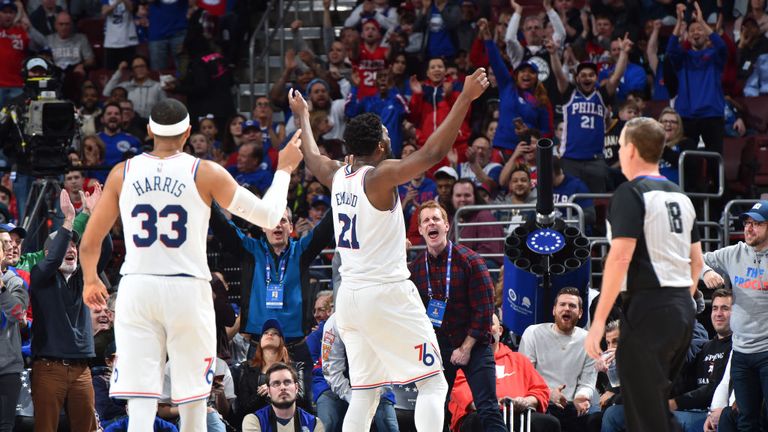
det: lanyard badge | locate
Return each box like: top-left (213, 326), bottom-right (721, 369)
top-left (426, 243), bottom-right (452, 328)
top-left (265, 249), bottom-right (288, 309)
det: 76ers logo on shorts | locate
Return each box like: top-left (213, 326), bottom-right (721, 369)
top-left (414, 343), bottom-right (436, 367)
top-left (204, 357), bottom-right (215, 385)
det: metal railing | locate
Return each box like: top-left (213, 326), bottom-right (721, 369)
top-left (453, 203), bottom-right (586, 277)
top-left (679, 150), bottom-right (725, 251)
top-left (249, 0), bottom-right (296, 110)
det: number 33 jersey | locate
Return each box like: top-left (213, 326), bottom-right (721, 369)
top-left (606, 175), bottom-right (699, 292)
top-left (119, 153), bottom-right (212, 280)
top-left (331, 164), bottom-right (410, 285)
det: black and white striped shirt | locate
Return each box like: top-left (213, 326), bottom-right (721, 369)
top-left (607, 175), bottom-right (699, 291)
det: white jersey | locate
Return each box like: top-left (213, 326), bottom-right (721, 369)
top-left (119, 153), bottom-right (211, 280)
top-left (331, 164), bottom-right (410, 285)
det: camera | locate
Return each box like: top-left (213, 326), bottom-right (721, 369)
top-left (5, 57), bottom-right (78, 176)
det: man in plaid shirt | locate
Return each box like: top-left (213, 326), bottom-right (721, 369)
top-left (409, 200), bottom-right (505, 432)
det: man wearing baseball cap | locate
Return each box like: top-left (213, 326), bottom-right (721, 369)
top-left (549, 34), bottom-right (633, 194)
top-left (700, 200), bottom-right (768, 430)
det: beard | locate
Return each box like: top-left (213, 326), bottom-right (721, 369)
top-left (271, 396), bottom-right (296, 409)
top-left (59, 262), bottom-right (77, 275)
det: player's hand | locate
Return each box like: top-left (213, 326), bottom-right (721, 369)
top-left (584, 320), bottom-right (605, 360)
top-left (83, 279), bottom-right (109, 311)
top-left (288, 88), bottom-right (309, 118)
top-left (574, 395), bottom-right (591, 416)
top-left (276, 129), bottom-right (303, 173)
top-left (450, 346), bottom-right (470, 366)
top-left (461, 68), bottom-right (490, 101)
top-left (60, 190), bottom-right (76, 221)
top-left (703, 270), bottom-right (725, 289)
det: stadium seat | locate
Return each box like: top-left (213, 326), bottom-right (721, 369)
top-left (736, 95), bottom-right (768, 134)
top-left (753, 136), bottom-right (768, 188)
top-left (723, 136), bottom-right (757, 196)
top-left (77, 17), bottom-right (105, 67)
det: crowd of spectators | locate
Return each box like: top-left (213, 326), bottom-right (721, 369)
top-left (0, 0), bottom-right (766, 430)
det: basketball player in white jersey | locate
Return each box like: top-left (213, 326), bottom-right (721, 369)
top-left (79, 99), bottom-right (303, 432)
top-left (288, 68), bottom-right (489, 432)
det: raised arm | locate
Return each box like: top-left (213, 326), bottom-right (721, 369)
top-left (197, 130), bottom-right (303, 228)
top-left (646, 20), bottom-right (662, 75)
top-left (546, 38), bottom-right (570, 95)
top-left (604, 34), bottom-right (632, 97)
top-left (288, 89), bottom-right (343, 188)
top-left (364, 69), bottom-right (489, 190)
top-left (81, 164), bottom-right (124, 310)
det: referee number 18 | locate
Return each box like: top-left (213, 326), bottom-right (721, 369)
top-left (665, 201), bottom-right (683, 234)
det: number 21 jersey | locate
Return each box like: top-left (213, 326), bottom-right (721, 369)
top-left (331, 165), bottom-right (410, 285)
top-left (119, 153), bottom-right (212, 280)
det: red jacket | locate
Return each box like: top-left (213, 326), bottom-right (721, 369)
top-left (448, 343), bottom-right (550, 431)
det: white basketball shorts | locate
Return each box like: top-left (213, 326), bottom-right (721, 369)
top-left (109, 274), bottom-right (216, 404)
top-left (335, 279), bottom-right (444, 389)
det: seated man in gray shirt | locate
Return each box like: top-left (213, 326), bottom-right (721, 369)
top-left (519, 287), bottom-right (597, 431)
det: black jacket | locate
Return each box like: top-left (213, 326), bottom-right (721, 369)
top-left (30, 228), bottom-right (112, 358)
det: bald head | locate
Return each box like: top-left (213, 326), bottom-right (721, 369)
top-left (55, 12), bottom-right (73, 39)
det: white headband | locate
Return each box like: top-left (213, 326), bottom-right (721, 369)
top-left (149, 114), bottom-right (190, 136)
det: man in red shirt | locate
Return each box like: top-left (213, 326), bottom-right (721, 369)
top-left (0, 0), bottom-right (30, 105)
top-left (352, 18), bottom-right (388, 99)
top-left (449, 314), bottom-right (560, 432)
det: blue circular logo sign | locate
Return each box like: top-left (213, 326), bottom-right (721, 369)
top-left (526, 228), bottom-right (566, 255)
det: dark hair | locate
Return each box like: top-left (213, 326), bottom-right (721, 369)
top-left (103, 101), bottom-right (122, 114)
top-left (343, 113), bottom-right (383, 156)
top-left (712, 288), bottom-right (732, 301)
top-left (222, 114), bottom-right (247, 154)
top-left (130, 54), bottom-right (151, 69)
top-left (509, 164), bottom-right (531, 180)
top-left (556, 287), bottom-right (582, 309)
top-left (0, 185), bottom-right (13, 199)
top-left (150, 99), bottom-right (189, 140)
top-left (265, 362), bottom-right (299, 388)
top-left (242, 141), bottom-right (264, 162)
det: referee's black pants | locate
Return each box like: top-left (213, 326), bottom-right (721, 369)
top-left (616, 288), bottom-right (694, 432)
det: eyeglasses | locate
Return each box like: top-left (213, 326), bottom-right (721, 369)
top-left (660, 119), bottom-right (679, 125)
top-left (744, 220), bottom-right (767, 228)
top-left (269, 379), bottom-right (295, 388)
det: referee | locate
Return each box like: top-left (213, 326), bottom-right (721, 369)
top-left (584, 117), bottom-right (704, 432)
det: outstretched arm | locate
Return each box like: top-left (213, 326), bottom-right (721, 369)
top-left (82, 163), bottom-right (125, 310)
top-left (364, 69), bottom-right (489, 193)
top-left (288, 89), bottom-right (343, 188)
top-left (604, 34), bottom-right (632, 97)
top-left (197, 130), bottom-right (303, 228)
